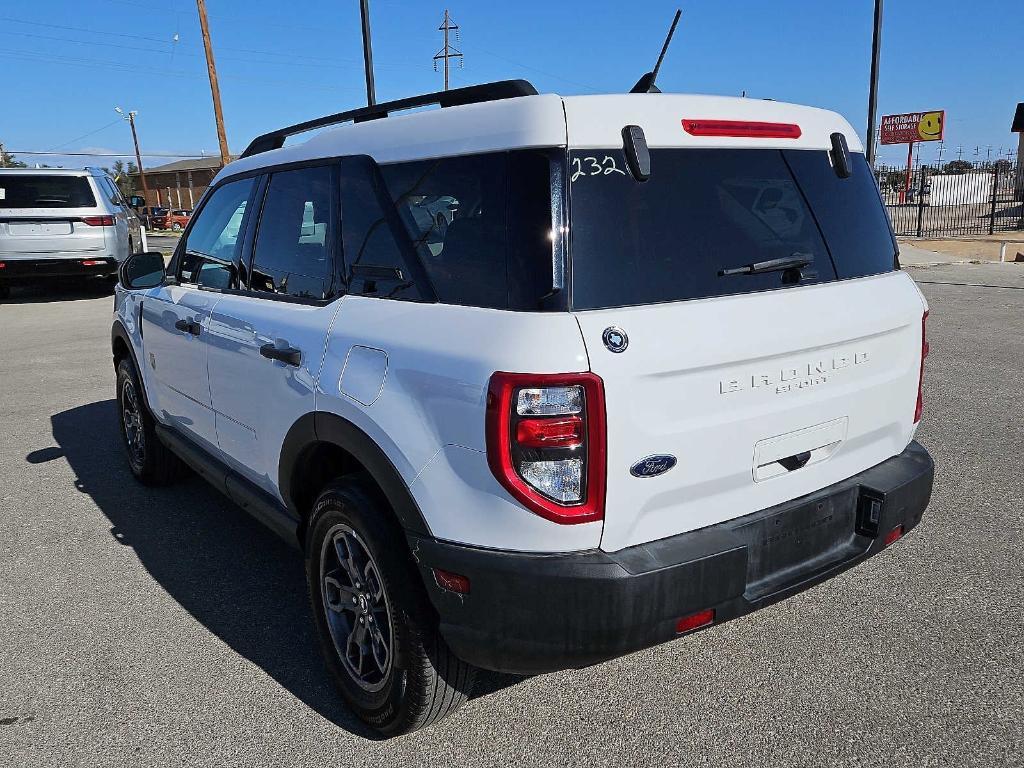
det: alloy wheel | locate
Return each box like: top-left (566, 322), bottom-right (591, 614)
top-left (320, 523), bottom-right (394, 692)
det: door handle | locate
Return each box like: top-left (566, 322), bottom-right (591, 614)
top-left (174, 318), bottom-right (201, 336)
top-left (260, 343), bottom-right (302, 367)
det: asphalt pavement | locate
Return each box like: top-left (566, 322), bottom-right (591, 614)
top-left (0, 263), bottom-right (1021, 766)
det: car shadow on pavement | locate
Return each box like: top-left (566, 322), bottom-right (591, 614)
top-left (1, 280), bottom-right (115, 305)
top-left (48, 399), bottom-right (524, 739)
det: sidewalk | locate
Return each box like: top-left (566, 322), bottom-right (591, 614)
top-left (898, 234), bottom-right (1024, 263)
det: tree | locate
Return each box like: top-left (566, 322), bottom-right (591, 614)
top-left (0, 145), bottom-right (27, 168)
top-left (942, 160), bottom-right (973, 174)
top-left (107, 159), bottom-right (138, 197)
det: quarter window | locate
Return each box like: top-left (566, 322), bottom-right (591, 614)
top-left (179, 176), bottom-right (255, 290)
top-left (249, 165), bottom-right (337, 300)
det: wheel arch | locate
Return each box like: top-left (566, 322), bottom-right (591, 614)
top-left (111, 319), bottom-right (154, 415)
top-left (280, 412), bottom-right (432, 548)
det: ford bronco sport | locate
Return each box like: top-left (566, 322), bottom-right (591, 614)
top-left (111, 80), bottom-right (934, 735)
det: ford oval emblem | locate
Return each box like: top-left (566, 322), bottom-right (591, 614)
top-left (630, 454), bottom-right (678, 478)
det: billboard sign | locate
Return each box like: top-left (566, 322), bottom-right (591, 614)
top-left (880, 111), bottom-right (945, 145)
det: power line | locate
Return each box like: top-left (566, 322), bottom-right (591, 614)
top-left (433, 9), bottom-right (463, 91)
top-left (45, 119), bottom-right (123, 152)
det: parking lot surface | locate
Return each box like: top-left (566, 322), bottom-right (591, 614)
top-left (1, 263), bottom-right (1022, 766)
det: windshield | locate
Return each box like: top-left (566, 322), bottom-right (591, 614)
top-left (568, 148), bottom-right (895, 310)
top-left (0, 175), bottom-right (96, 209)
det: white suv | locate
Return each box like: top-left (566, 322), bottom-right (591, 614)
top-left (111, 81), bottom-right (934, 736)
top-left (0, 167), bottom-right (144, 298)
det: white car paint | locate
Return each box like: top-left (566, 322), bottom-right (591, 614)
top-left (117, 89), bottom-right (926, 556)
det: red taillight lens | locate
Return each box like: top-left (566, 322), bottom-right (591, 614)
top-left (914, 310), bottom-right (929, 423)
top-left (81, 259), bottom-right (105, 266)
top-left (81, 215), bottom-right (114, 226)
top-left (682, 119), bottom-right (802, 139)
top-left (676, 609), bottom-right (715, 634)
top-left (486, 372), bottom-right (606, 525)
top-left (515, 416), bottom-right (584, 449)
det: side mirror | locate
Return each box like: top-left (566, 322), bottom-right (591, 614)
top-left (120, 251), bottom-right (166, 290)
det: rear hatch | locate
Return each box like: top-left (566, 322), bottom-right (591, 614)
top-left (0, 174), bottom-right (105, 259)
top-left (564, 99), bottom-right (926, 552)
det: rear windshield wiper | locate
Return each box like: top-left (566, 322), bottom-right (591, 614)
top-left (718, 253), bottom-right (812, 277)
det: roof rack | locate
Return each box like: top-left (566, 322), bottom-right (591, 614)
top-left (240, 79), bottom-right (538, 159)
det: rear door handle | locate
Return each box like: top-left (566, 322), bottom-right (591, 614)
top-left (174, 318), bottom-right (201, 336)
top-left (260, 343), bottom-right (302, 367)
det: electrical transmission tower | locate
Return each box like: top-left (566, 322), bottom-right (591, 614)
top-left (433, 9), bottom-right (463, 91)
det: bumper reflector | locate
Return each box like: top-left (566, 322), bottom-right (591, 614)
top-left (676, 608), bottom-right (715, 634)
top-left (433, 568), bottom-right (470, 595)
top-left (81, 259), bottom-right (106, 267)
top-left (884, 525), bottom-right (905, 546)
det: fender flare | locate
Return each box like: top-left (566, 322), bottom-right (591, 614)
top-left (279, 411), bottom-right (431, 538)
top-left (111, 318), bottom-right (154, 415)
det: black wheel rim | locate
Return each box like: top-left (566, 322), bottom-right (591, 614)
top-left (320, 523), bottom-right (394, 692)
top-left (121, 379), bottom-right (146, 470)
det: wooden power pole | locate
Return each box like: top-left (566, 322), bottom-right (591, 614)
top-left (433, 10), bottom-right (463, 91)
top-left (127, 113), bottom-right (151, 207)
top-left (196, 0), bottom-right (230, 166)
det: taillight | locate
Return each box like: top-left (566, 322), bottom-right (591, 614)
top-left (486, 372), bottom-right (606, 524)
top-left (682, 119), bottom-right (802, 139)
top-left (81, 215), bottom-right (115, 226)
top-left (914, 310), bottom-right (929, 423)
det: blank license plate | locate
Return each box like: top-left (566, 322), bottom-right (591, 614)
top-left (9, 221), bottom-right (73, 236)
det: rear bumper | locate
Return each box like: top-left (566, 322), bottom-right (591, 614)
top-left (0, 256), bottom-right (117, 281)
top-left (411, 441), bottom-right (934, 674)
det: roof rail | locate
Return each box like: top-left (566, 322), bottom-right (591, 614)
top-left (240, 79), bottom-right (538, 159)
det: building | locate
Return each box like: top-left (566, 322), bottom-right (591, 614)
top-left (129, 157), bottom-right (233, 210)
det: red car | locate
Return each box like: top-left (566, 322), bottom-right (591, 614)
top-left (150, 208), bottom-right (191, 232)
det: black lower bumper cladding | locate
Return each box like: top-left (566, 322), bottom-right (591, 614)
top-left (410, 441), bottom-right (934, 674)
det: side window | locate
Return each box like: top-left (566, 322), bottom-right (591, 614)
top-left (249, 165), bottom-right (336, 300)
top-left (98, 177), bottom-right (122, 206)
top-left (179, 176), bottom-right (255, 290)
top-left (339, 157), bottom-right (424, 301)
top-left (379, 151), bottom-right (555, 310)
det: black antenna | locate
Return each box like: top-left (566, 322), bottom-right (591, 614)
top-left (630, 9), bottom-right (681, 94)
top-left (359, 0), bottom-right (376, 106)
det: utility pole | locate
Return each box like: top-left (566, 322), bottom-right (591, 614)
top-left (433, 9), bottom-right (463, 91)
top-left (359, 0), bottom-right (376, 106)
top-left (115, 107), bottom-right (151, 207)
top-left (865, 0), bottom-right (884, 166)
top-left (196, 0), bottom-right (230, 167)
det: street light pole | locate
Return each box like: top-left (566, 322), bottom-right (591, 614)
top-left (116, 107), bottom-right (151, 207)
top-left (866, 0), bottom-right (884, 167)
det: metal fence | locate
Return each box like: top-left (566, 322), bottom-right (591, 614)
top-left (873, 156), bottom-right (1024, 238)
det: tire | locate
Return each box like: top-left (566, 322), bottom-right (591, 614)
top-left (171, 222), bottom-right (182, 232)
top-left (306, 479), bottom-right (476, 736)
top-left (116, 356), bottom-right (188, 485)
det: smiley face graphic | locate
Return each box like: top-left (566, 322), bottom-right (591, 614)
top-left (918, 111), bottom-right (943, 141)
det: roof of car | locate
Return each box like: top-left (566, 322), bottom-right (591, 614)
top-left (218, 89), bottom-right (860, 185)
top-left (0, 167), bottom-right (104, 176)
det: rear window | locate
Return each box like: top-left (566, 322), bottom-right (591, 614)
top-left (0, 175), bottom-right (96, 208)
top-left (568, 148), bottom-right (895, 310)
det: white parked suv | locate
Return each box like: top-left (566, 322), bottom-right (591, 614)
top-left (0, 167), bottom-right (144, 297)
top-left (111, 81), bottom-right (934, 735)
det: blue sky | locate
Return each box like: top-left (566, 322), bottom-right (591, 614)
top-left (2, 0), bottom-right (1021, 170)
